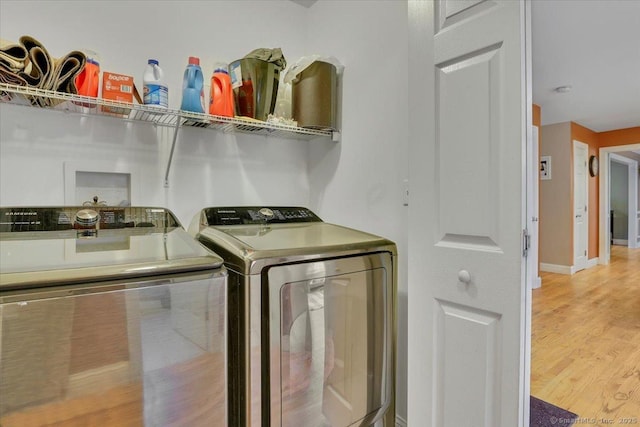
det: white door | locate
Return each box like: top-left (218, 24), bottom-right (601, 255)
top-left (408, 1), bottom-right (530, 426)
top-left (573, 141), bottom-right (588, 272)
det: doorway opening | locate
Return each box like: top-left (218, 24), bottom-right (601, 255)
top-left (598, 143), bottom-right (640, 264)
top-left (531, 141), bottom-right (640, 422)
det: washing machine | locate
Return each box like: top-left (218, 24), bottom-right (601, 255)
top-left (189, 206), bottom-right (396, 427)
top-left (0, 206), bottom-right (228, 427)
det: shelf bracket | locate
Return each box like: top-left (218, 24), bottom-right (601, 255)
top-left (164, 118), bottom-right (181, 188)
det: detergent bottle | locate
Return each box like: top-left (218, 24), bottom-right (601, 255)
top-left (74, 50), bottom-right (100, 106)
top-left (209, 62), bottom-right (234, 117)
top-left (180, 56), bottom-right (205, 113)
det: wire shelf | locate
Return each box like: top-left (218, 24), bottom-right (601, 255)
top-left (0, 83), bottom-right (336, 141)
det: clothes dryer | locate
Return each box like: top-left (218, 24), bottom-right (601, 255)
top-left (0, 206), bottom-right (228, 426)
top-left (189, 206), bottom-right (396, 427)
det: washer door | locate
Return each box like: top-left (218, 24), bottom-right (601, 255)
top-left (1, 271), bottom-right (228, 426)
top-left (266, 253), bottom-right (393, 427)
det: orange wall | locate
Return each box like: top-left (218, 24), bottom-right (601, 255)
top-left (538, 115), bottom-right (636, 267)
top-left (533, 104), bottom-right (541, 127)
top-left (598, 126), bottom-right (640, 147)
top-left (567, 124), bottom-right (638, 261)
top-left (571, 123), bottom-right (599, 259)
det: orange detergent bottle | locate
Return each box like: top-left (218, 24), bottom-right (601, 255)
top-left (74, 50), bottom-right (100, 106)
top-left (209, 63), bottom-right (234, 117)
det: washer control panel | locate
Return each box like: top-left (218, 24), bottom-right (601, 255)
top-left (0, 207), bottom-right (180, 232)
top-left (204, 206), bottom-right (322, 226)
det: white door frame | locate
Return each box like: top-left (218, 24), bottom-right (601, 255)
top-left (572, 140), bottom-right (589, 272)
top-left (599, 143), bottom-right (640, 264)
top-left (610, 153), bottom-right (639, 248)
top-left (528, 126), bottom-right (541, 289)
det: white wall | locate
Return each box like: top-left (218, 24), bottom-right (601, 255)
top-left (304, 1), bottom-right (410, 420)
top-left (0, 0), bottom-right (409, 421)
top-left (0, 0), bottom-right (313, 223)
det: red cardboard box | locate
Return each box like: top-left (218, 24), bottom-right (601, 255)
top-left (102, 72), bottom-right (133, 115)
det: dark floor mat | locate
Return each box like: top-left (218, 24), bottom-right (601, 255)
top-left (530, 396), bottom-right (578, 426)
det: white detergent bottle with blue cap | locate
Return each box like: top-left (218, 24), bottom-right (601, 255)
top-left (143, 59), bottom-right (168, 108)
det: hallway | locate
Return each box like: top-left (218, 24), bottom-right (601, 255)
top-left (531, 245), bottom-right (640, 424)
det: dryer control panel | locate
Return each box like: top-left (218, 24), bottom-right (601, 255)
top-left (204, 207), bottom-right (322, 226)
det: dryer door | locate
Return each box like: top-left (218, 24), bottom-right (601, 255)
top-left (266, 253), bottom-right (393, 427)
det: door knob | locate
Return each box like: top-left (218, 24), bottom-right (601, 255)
top-left (458, 270), bottom-right (471, 284)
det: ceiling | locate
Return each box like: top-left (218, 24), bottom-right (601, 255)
top-left (289, 1), bottom-right (639, 133)
top-left (532, 0), bottom-right (640, 132)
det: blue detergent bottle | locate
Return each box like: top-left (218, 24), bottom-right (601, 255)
top-left (180, 56), bottom-right (205, 113)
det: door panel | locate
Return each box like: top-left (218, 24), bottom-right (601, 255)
top-left (408, 1), bottom-right (529, 426)
top-left (444, 0), bottom-right (486, 20)
top-left (437, 43), bottom-right (503, 250)
top-left (437, 0), bottom-right (496, 30)
top-left (434, 301), bottom-right (501, 426)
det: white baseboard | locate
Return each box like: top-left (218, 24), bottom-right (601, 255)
top-left (540, 263), bottom-right (572, 275)
top-left (613, 239), bottom-right (629, 246)
top-left (532, 276), bottom-right (542, 289)
top-left (396, 415), bottom-right (407, 427)
top-left (540, 260), bottom-right (598, 275)
top-left (586, 258), bottom-right (599, 269)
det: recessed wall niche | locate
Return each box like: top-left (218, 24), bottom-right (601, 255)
top-left (64, 162), bottom-right (138, 206)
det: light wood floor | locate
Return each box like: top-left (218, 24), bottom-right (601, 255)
top-left (531, 245), bottom-right (640, 425)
